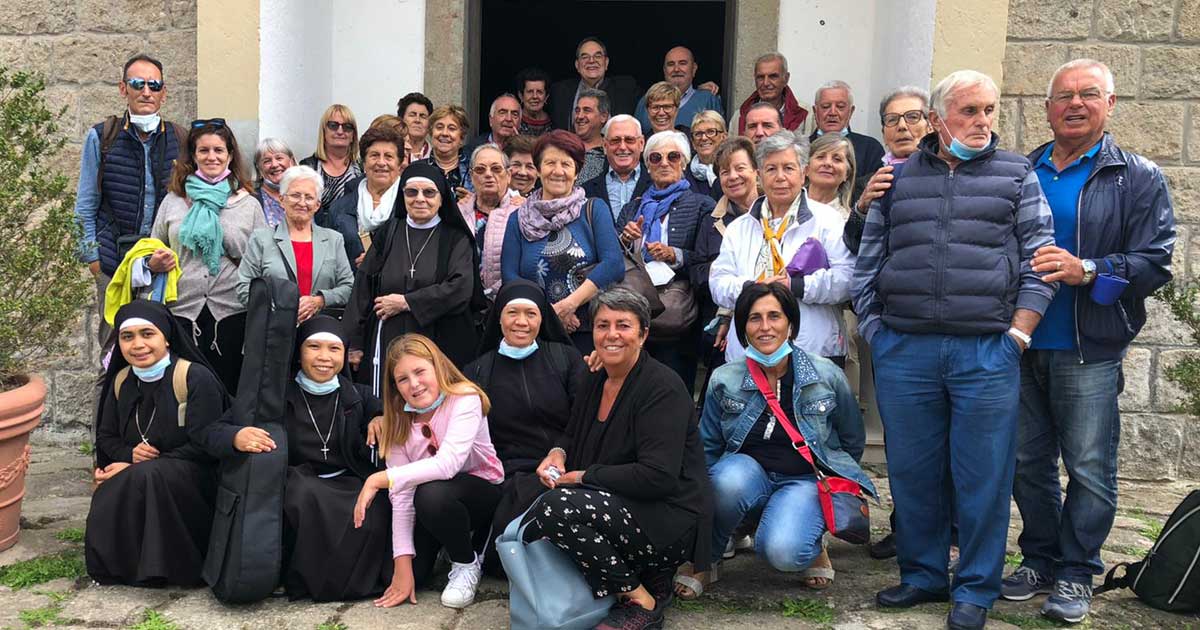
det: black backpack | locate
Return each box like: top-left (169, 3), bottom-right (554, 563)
top-left (1096, 490), bottom-right (1200, 612)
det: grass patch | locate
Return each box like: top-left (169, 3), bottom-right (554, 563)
top-left (990, 610), bottom-right (1071, 628)
top-left (1006, 551), bottom-right (1024, 568)
top-left (672, 599), bottom-right (705, 612)
top-left (18, 604), bottom-right (63, 628)
top-left (315, 624), bottom-right (347, 630)
top-left (54, 527), bottom-right (84, 544)
top-left (0, 549), bottom-right (85, 589)
top-left (77, 442), bottom-right (94, 456)
top-left (129, 609), bottom-right (178, 630)
top-left (780, 597), bottom-right (835, 623)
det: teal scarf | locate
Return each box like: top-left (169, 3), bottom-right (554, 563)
top-left (181, 175), bottom-right (231, 274)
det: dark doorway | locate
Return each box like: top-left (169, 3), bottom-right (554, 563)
top-left (476, 0), bottom-right (728, 131)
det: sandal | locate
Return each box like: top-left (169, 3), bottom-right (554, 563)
top-left (673, 562), bottom-right (720, 600)
top-left (801, 548), bottom-right (835, 590)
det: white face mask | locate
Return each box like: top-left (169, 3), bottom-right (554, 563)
top-left (128, 111), bottom-right (161, 133)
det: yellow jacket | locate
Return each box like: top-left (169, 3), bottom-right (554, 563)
top-left (104, 238), bottom-right (181, 325)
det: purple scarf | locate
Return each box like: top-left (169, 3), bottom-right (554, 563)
top-left (517, 187), bottom-right (587, 241)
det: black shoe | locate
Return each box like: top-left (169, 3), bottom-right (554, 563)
top-left (876, 583), bottom-right (950, 608)
top-left (593, 599), bottom-right (665, 630)
top-left (869, 533), bottom-right (897, 559)
top-left (946, 602), bottom-right (988, 630)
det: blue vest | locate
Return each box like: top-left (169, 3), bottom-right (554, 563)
top-left (877, 135), bottom-right (1032, 335)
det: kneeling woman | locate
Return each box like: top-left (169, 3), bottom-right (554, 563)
top-left (86, 301), bottom-right (228, 586)
top-left (526, 287), bottom-right (711, 630)
top-left (205, 316), bottom-right (391, 601)
top-left (681, 283), bottom-right (876, 598)
top-left (353, 334), bottom-right (504, 609)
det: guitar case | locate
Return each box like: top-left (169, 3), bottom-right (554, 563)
top-left (202, 276), bottom-right (298, 603)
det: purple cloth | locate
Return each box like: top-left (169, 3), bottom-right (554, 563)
top-left (786, 237), bottom-right (829, 277)
top-left (516, 187), bottom-right (587, 241)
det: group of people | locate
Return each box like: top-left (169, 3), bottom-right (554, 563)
top-left (74, 38), bottom-right (1176, 630)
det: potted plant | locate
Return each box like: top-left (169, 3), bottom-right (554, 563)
top-left (0, 67), bottom-right (92, 551)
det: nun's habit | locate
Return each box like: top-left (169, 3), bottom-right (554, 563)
top-left (85, 300), bottom-right (228, 587)
top-left (344, 162), bottom-right (486, 392)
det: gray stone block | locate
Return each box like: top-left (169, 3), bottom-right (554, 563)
top-left (1002, 43), bottom-right (1069, 97)
top-left (0, 0), bottom-right (76, 35)
top-left (1120, 347), bottom-right (1152, 412)
top-left (51, 34), bottom-right (145, 85)
top-left (1097, 0), bottom-right (1175, 42)
top-left (1117, 413), bottom-right (1183, 479)
top-left (79, 0), bottom-right (169, 34)
top-left (1007, 0), bottom-right (1093, 40)
top-left (1142, 47), bottom-right (1200, 99)
top-left (1107, 102), bottom-right (1185, 163)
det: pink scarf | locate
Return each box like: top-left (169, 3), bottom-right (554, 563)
top-left (516, 187), bottom-right (587, 241)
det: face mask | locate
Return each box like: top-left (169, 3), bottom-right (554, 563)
top-left (195, 168), bottom-right (232, 184)
top-left (295, 371), bottom-right (340, 395)
top-left (128, 112), bottom-right (161, 133)
top-left (816, 127), bottom-right (849, 137)
top-left (745, 341), bottom-right (793, 368)
top-left (132, 353), bottom-right (171, 382)
top-left (405, 392), bottom-right (446, 414)
top-left (499, 339), bottom-right (538, 360)
top-left (939, 122), bottom-right (986, 161)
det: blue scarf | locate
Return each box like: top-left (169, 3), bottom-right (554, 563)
top-left (180, 174), bottom-right (232, 274)
top-left (636, 180), bottom-right (689, 261)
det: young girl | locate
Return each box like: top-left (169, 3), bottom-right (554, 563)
top-left (354, 334), bottom-right (504, 609)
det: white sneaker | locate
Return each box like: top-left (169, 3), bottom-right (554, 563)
top-left (441, 552), bottom-right (482, 609)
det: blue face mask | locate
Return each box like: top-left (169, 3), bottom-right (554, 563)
top-left (816, 127), bottom-right (850, 137)
top-left (939, 122), bottom-right (987, 161)
top-left (405, 392), bottom-right (446, 414)
top-left (295, 371), bottom-right (340, 395)
top-left (131, 353), bottom-right (171, 382)
top-left (745, 341), bottom-right (793, 368)
top-left (498, 339), bottom-right (538, 360)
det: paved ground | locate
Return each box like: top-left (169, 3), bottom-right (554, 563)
top-left (2, 443), bottom-right (1198, 629)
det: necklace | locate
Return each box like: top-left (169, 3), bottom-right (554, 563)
top-left (300, 390), bottom-right (340, 460)
top-left (404, 222), bottom-right (439, 278)
top-left (135, 406), bottom-right (157, 445)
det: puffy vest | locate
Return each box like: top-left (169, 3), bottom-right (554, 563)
top-left (877, 135), bottom-right (1033, 335)
top-left (94, 118), bottom-right (182, 275)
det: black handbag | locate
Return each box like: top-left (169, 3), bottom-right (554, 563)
top-left (572, 199), bottom-right (664, 317)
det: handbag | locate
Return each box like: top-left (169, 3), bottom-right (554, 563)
top-left (648, 275), bottom-right (697, 340)
top-left (496, 495), bottom-right (615, 630)
top-left (747, 359), bottom-right (871, 544)
top-left (572, 199), bottom-right (665, 317)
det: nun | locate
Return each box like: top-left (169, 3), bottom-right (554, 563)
top-left (203, 315), bottom-right (392, 601)
top-left (344, 162), bottom-right (485, 392)
top-left (86, 300), bottom-right (228, 587)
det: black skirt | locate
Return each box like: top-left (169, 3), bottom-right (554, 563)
top-left (282, 464), bottom-right (391, 601)
top-left (85, 458), bottom-right (217, 587)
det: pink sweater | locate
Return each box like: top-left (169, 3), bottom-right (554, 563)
top-left (386, 393), bottom-right (504, 557)
top-left (458, 192), bottom-right (521, 294)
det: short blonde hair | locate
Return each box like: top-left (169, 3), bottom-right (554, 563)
top-left (429, 104), bottom-right (471, 134)
top-left (645, 81), bottom-right (682, 106)
top-left (690, 109), bottom-right (727, 133)
top-left (315, 104), bottom-right (360, 164)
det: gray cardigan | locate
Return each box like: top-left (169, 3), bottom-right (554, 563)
top-left (152, 189), bottom-right (266, 322)
top-left (236, 221), bottom-right (354, 307)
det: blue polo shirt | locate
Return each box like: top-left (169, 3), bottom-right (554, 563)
top-left (1030, 139), bottom-right (1102, 351)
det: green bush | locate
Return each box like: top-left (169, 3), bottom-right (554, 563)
top-left (1155, 281), bottom-right (1200, 415)
top-left (0, 67), bottom-right (91, 389)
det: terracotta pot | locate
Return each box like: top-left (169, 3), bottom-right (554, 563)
top-left (0, 375), bottom-right (45, 552)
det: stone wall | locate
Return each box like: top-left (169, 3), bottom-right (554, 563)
top-left (0, 0), bottom-right (197, 444)
top-left (1000, 0), bottom-right (1200, 480)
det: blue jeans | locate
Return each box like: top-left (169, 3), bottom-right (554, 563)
top-left (1014, 350), bottom-right (1121, 584)
top-left (708, 454), bottom-right (826, 571)
top-left (872, 328), bottom-right (1020, 609)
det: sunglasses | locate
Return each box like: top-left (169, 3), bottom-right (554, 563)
top-left (191, 118), bottom-right (226, 129)
top-left (471, 165), bottom-right (506, 176)
top-left (325, 120), bottom-right (356, 133)
top-left (404, 187), bottom-right (439, 199)
top-left (125, 77), bottom-right (164, 92)
top-left (419, 424), bottom-right (438, 456)
top-left (648, 151), bottom-right (683, 165)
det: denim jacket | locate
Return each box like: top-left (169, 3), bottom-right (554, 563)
top-left (699, 345), bottom-right (877, 498)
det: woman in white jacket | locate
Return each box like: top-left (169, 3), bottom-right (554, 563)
top-left (709, 130), bottom-right (854, 364)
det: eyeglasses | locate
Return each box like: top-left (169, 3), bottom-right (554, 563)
top-left (325, 120), bottom-right (356, 133)
top-left (578, 52), bottom-right (606, 63)
top-left (648, 151), bottom-right (683, 165)
top-left (606, 135), bottom-right (641, 147)
top-left (882, 110), bottom-right (925, 127)
top-left (471, 165), bottom-right (506, 176)
top-left (125, 78), bottom-right (164, 92)
top-left (419, 424), bottom-right (438, 456)
top-left (285, 192), bottom-right (317, 205)
top-left (191, 118), bottom-right (226, 129)
top-left (404, 187), bottom-right (439, 199)
top-left (648, 104), bottom-right (677, 113)
top-left (1050, 88), bottom-right (1107, 104)
top-left (692, 128), bottom-right (724, 140)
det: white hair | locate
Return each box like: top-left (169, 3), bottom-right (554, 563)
top-left (643, 130), bottom-right (691, 166)
top-left (879, 86), bottom-right (931, 120)
top-left (755, 130), bottom-right (810, 168)
top-left (814, 80), bottom-right (854, 108)
top-left (930, 70), bottom-right (999, 118)
top-left (488, 93), bottom-right (520, 118)
top-left (1046, 58), bottom-right (1115, 99)
top-left (470, 142), bottom-right (509, 168)
top-left (602, 114), bottom-right (643, 139)
top-left (279, 165), bottom-right (324, 199)
top-left (754, 51), bottom-right (788, 74)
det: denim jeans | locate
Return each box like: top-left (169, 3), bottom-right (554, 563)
top-left (872, 328), bottom-right (1020, 609)
top-left (1013, 350), bottom-right (1121, 584)
top-left (708, 453), bottom-right (826, 571)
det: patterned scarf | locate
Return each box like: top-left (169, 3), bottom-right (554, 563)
top-left (181, 175), bottom-right (231, 274)
top-left (636, 180), bottom-right (690, 261)
top-left (517, 187), bottom-right (586, 241)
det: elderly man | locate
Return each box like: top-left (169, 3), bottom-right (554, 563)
top-left (582, 114), bottom-right (651, 224)
top-left (464, 93), bottom-right (521, 157)
top-left (735, 52), bottom-right (814, 136)
top-left (744, 102), bottom-right (783, 146)
top-left (634, 46), bottom-right (723, 136)
top-left (550, 36), bottom-right (638, 130)
top-left (808, 80), bottom-right (885, 202)
top-left (515, 67), bottom-right (553, 136)
top-left (573, 88), bottom-right (611, 185)
top-left (1000, 59), bottom-right (1176, 625)
top-left (852, 70), bottom-right (1057, 630)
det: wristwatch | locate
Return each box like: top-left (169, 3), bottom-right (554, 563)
top-left (1081, 259), bottom-right (1097, 285)
top-left (1007, 327), bottom-right (1032, 349)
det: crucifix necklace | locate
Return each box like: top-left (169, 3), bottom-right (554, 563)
top-left (134, 406), bottom-right (156, 445)
top-left (300, 390), bottom-right (340, 460)
top-left (404, 222), bottom-right (439, 278)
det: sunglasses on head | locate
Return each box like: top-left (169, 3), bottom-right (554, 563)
top-left (125, 78), bottom-right (164, 92)
top-left (191, 118), bottom-right (226, 129)
top-left (325, 120), bottom-right (356, 133)
top-left (419, 424), bottom-right (438, 455)
top-left (404, 187), bottom-right (439, 199)
top-left (648, 151), bottom-right (683, 165)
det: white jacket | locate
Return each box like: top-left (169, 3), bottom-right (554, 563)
top-left (709, 193), bottom-right (854, 361)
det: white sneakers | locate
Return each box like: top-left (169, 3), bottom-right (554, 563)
top-left (441, 552), bottom-right (483, 609)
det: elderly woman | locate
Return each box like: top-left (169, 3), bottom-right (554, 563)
top-left (300, 104), bottom-right (363, 217)
top-left (459, 144), bottom-right (524, 297)
top-left (397, 92), bottom-right (433, 163)
top-left (151, 119), bottom-right (265, 393)
top-left (501, 130), bottom-right (623, 354)
top-left (524, 287), bottom-right (711, 630)
top-left (416, 104), bottom-right (471, 198)
top-left (237, 165), bottom-right (354, 322)
top-left (643, 81), bottom-right (681, 135)
top-left (253, 137), bottom-right (297, 227)
top-left (615, 129), bottom-right (713, 391)
top-left (504, 134), bottom-right (539, 196)
top-left (686, 110), bottom-right (728, 199)
top-left (675, 283), bottom-right (876, 598)
top-left (345, 162), bottom-right (484, 392)
top-left (709, 130), bottom-right (854, 366)
top-left (326, 126), bottom-right (406, 268)
top-left (806, 134), bottom-right (858, 216)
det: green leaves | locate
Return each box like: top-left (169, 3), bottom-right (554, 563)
top-left (1155, 282), bottom-right (1200, 416)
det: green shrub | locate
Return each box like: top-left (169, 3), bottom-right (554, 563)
top-left (1155, 282), bottom-right (1200, 415)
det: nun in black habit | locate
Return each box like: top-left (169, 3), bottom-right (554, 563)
top-left (202, 316), bottom-right (392, 601)
top-left (345, 162), bottom-right (486, 394)
top-left (85, 300), bottom-right (228, 587)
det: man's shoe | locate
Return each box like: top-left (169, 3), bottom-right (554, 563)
top-left (869, 532), bottom-right (897, 559)
top-left (1041, 580), bottom-right (1092, 624)
top-left (876, 583), bottom-right (950, 608)
top-left (946, 602), bottom-right (988, 630)
top-left (1000, 566), bottom-right (1053, 601)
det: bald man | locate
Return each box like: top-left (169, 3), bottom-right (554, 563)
top-left (634, 45), bottom-right (724, 135)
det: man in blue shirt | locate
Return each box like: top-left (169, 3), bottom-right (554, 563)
top-left (634, 46), bottom-right (723, 136)
top-left (1001, 59), bottom-right (1176, 625)
top-left (581, 115), bottom-right (651, 225)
